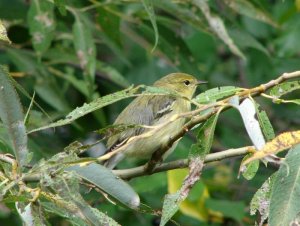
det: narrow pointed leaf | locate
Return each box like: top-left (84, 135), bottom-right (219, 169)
top-left (0, 66), bottom-right (28, 166)
top-left (27, 0), bottom-right (55, 55)
top-left (67, 163), bottom-right (140, 209)
top-left (142, 0), bottom-right (159, 51)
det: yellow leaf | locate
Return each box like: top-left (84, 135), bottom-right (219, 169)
top-left (242, 130), bottom-right (300, 166)
top-left (167, 169), bottom-right (209, 222)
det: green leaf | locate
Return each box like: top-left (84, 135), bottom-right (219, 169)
top-left (48, 173), bottom-right (120, 226)
top-left (225, 0), bottom-right (278, 27)
top-left (269, 144), bottom-right (300, 226)
top-left (27, 0), bottom-right (55, 56)
top-left (194, 86), bottom-right (242, 104)
top-left (96, 61), bottom-right (130, 88)
top-left (29, 85), bottom-right (179, 133)
top-left (0, 66), bottom-right (28, 166)
top-left (205, 199), bottom-right (245, 222)
top-left (153, 0), bottom-right (206, 32)
top-left (142, 0), bottom-right (159, 51)
top-left (254, 103), bottom-right (275, 141)
top-left (72, 12), bottom-right (96, 81)
top-left (0, 19), bottom-right (11, 44)
top-left (160, 157), bottom-right (204, 226)
top-left (53, 0), bottom-right (66, 16)
top-left (97, 6), bottom-right (121, 47)
top-left (42, 202), bottom-right (87, 226)
top-left (189, 113), bottom-right (220, 159)
top-left (250, 173), bottom-right (276, 225)
top-left (66, 163), bottom-right (140, 209)
top-left (269, 81), bottom-right (300, 98)
top-left (191, 0), bottom-right (246, 59)
top-left (241, 154), bottom-right (259, 180)
top-left (16, 202), bottom-right (47, 226)
top-left (229, 29), bottom-right (270, 56)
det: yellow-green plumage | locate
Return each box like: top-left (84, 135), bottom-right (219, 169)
top-left (105, 73), bottom-right (205, 169)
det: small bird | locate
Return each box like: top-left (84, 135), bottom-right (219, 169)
top-left (104, 73), bottom-right (207, 169)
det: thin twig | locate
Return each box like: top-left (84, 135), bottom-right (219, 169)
top-left (113, 146), bottom-right (253, 180)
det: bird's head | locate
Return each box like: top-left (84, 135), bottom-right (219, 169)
top-left (154, 73), bottom-right (207, 99)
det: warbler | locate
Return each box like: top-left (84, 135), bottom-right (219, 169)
top-left (104, 73), bottom-right (206, 169)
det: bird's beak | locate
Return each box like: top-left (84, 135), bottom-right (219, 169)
top-left (196, 80), bottom-right (208, 85)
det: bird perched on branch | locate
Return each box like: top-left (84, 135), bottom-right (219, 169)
top-left (104, 73), bottom-right (207, 169)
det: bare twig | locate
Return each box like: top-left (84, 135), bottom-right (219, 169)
top-left (113, 146), bottom-right (253, 180)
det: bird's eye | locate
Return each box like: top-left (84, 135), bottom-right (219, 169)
top-left (183, 80), bottom-right (190, 86)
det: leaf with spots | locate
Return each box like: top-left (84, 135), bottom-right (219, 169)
top-left (160, 157), bottom-right (204, 226)
top-left (269, 81), bottom-right (300, 98)
top-left (27, 0), bottom-right (55, 56)
top-left (194, 86), bottom-right (242, 104)
top-left (73, 12), bottom-right (96, 87)
top-left (0, 66), bottom-right (28, 167)
top-left (254, 103), bottom-right (275, 142)
top-left (242, 130), bottom-right (300, 166)
top-left (250, 173), bottom-right (276, 226)
top-left (269, 144), bottom-right (300, 226)
top-left (66, 163), bottom-right (140, 210)
top-left (28, 85), bottom-right (179, 133)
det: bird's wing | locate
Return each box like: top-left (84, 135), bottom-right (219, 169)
top-left (106, 95), bottom-right (176, 152)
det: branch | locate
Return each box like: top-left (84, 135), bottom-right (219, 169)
top-left (114, 146), bottom-right (253, 180)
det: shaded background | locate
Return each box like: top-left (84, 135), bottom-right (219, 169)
top-left (0, 0), bottom-right (299, 225)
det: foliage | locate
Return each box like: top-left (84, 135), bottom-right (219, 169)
top-left (0, 0), bottom-right (300, 226)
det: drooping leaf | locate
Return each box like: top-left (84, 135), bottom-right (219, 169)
top-left (254, 102), bottom-right (275, 141)
top-left (231, 98), bottom-right (266, 150)
top-left (242, 130), bottom-right (300, 165)
top-left (189, 113), bottom-right (220, 159)
top-left (194, 86), bottom-right (242, 104)
top-left (96, 61), bottom-right (130, 88)
top-left (27, 0), bottom-right (55, 56)
top-left (160, 157), bottom-right (204, 226)
top-left (269, 144), bottom-right (300, 226)
top-left (153, 0), bottom-right (206, 32)
top-left (0, 66), bottom-right (28, 166)
top-left (250, 173), bottom-right (276, 226)
top-left (241, 154), bottom-right (259, 180)
top-left (230, 98), bottom-right (266, 177)
top-left (167, 169), bottom-right (209, 222)
top-left (225, 0), bottom-right (278, 27)
top-left (66, 163), bottom-right (140, 209)
top-left (192, 0), bottom-right (245, 59)
top-left (229, 29), bottom-right (270, 56)
top-left (142, 0), bottom-right (159, 51)
top-left (72, 12), bottom-right (96, 82)
top-left (0, 19), bottom-right (11, 44)
top-left (46, 173), bottom-right (120, 226)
